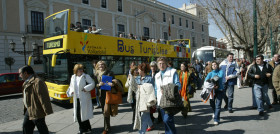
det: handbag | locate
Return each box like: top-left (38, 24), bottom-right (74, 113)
top-left (106, 91), bottom-right (122, 104)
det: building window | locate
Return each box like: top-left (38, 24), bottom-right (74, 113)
top-left (192, 21), bottom-right (194, 29)
top-left (202, 25), bottom-right (204, 32)
top-left (118, 0), bottom-right (122, 12)
top-left (82, 19), bottom-right (91, 29)
top-left (31, 11), bottom-right (44, 34)
top-left (186, 20), bottom-right (188, 28)
top-left (163, 13), bottom-right (166, 22)
top-left (101, 0), bottom-right (106, 8)
top-left (192, 37), bottom-right (196, 47)
top-left (82, 0), bottom-right (89, 4)
top-left (202, 38), bottom-right (205, 43)
top-left (180, 35), bottom-right (183, 39)
top-left (172, 15), bottom-right (174, 24)
top-left (179, 18), bottom-right (182, 26)
top-left (143, 27), bottom-right (149, 37)
top-left (117, 24), bottom-right (125, 36)
top-left (164, 32), bottom-right (168, 40)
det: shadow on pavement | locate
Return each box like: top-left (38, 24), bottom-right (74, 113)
top-left (0, 94), bottom-right (22, 100)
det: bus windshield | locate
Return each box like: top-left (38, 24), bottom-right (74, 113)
top-left (194, 50), bottom-right (214, 62)
top-left (43, 54), bottom-right (69, 84)
top-left (44, 10), bottom-right (68, 38)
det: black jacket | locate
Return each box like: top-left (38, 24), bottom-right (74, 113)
top-left (248, 62), bottom-right (273, 86)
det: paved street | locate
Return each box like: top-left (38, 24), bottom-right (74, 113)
top-left (0, 95), bottom-right (72, 124)
top-left (1, 86), bottom-right (280, 134)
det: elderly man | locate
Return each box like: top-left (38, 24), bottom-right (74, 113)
top-left (20, 65), bottom-right (53, 134)
top-left (269, 54), bottom-right (280, 104)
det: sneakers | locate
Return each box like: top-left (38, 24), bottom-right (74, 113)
top-left (259, 111), bottom-right (264, 116)
top-left (146, 125), bottom-right (154, 131)
top-left (95, 106), bottom-right (101, 109)
top-left (213, 121), bottom-right (218, 125)
top-left (229, 110), bottom-right (233, 113)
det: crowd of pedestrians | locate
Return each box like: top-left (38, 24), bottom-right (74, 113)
top-left (18, 53), bottom-right (280, 134)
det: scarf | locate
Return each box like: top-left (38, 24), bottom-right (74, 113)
top-left (179, 71), bottom-right (188, 101)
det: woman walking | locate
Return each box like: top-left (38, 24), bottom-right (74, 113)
top-left (134, 63), bottom-right (156, 134)
top-left (204, 61), bottom-right (224, 125)
top-left (126, 65), bottom-right (139, 125)
top-left (67, 64), bottom-right (95, 134)
top-left (95, 61), bottom-right (115, 134)
top-left (179, 62), bottom-right (191, 118)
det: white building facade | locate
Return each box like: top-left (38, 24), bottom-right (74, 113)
top-left (0, 0), bottom-right (209, 73)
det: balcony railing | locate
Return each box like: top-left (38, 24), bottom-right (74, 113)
top-left (26, 25), bottom-right (44, 34)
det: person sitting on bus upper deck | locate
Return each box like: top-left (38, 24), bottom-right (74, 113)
top-left (85, 26), bottom-right (92, 33)
top-left (90, 25), bottom-right (102, 34)
top-left (70, 23), bottom-right (75, 31)
top-left (95, 61), bottom-right (115, 134)
top-left (128, 33), bottom-right (135, 39)
top-left (119, 33), bottom-right (124, 38)
top-left (74, 22), bottom-right (84, 32)
top-left (178, 41), bottom-right (183, 47)
top-left (67, 64), bottom-right (95, 134)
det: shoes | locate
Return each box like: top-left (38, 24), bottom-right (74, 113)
top-left (95, 106), bottom-right (101, 109)
top-left (259, 111), bottom-right (264, 116)
top-left (229, 110), bottom-right (233, 113)
top-left (102, 130), bottom-right (108, 134)
top-left (224, 105), bottom-right (228, 110)
top-left (272, 102), bottom-right (278, 105)
top-left (249, 106), bottom-right (257, 110)
top-left (268, 105), bottom-right (274, 110)
top-left (214, 121), bottom-right (218, 125)
top-left (146, 125), bottom-right (154, 131)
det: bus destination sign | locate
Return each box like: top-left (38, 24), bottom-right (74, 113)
top-left (44, 39), bottom-right (63, 50)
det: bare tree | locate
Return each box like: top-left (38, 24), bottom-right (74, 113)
top-left (196, 0), bottom-right (280, 60)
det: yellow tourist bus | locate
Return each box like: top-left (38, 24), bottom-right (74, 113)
top-left (43, 9), bottom-right (191, 103)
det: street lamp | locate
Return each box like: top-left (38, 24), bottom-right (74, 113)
top-left (260, 24), bottom-right (280, 57)
top-left (253, 0), bottom-right (258, 57)
top-left (9, 35), bottom-right (38, 65)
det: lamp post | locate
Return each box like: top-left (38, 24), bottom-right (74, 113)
top-left (253, 0), bottom-right (258, 57)
top-left (260, 24), bottom-right (280, 57)
top-left (9, 35), bottom-right (38, 65)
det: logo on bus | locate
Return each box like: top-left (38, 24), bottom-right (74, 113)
top-left (80, 35), bottom-right (89, 53)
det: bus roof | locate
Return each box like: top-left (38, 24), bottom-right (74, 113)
top-left (196, 46), bottom-right (227, 51)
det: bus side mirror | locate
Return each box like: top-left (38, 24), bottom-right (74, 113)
top-left (51, 54), bottom-right (57, 67)
top-left (28, 56), bottom-right (32, 66)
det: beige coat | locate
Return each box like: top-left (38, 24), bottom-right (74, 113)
top-left (272, 65), bottom-right (280, 96)
top-left (23, 75), bottom-right (53, 120)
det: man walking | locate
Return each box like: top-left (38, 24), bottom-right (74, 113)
top-left (269, 54), bottom-right (280, 104)
top-left (194, 59), bottom-right (204, 90)
top-left (248, 55), bottom-right (273, 116)
top-left (19, 65), bottom-right (53, 134)
top-left (219, 53), bottom-right (239, 113)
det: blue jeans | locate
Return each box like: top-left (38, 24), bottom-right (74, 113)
top-left (253, 84), bottom-right (271, 112)
top-left (210, 91), bottom-right (223, 122)
top-left (160, 108), bottom-right (176, 134)
top-left (252, 86), bottom-right (257, 107)
top-left (95, 88), bottom-right (101, 107)
top-left (139, 112), bottom-right (153, 134)
top-left (223, 84), bottom-right (235, 111)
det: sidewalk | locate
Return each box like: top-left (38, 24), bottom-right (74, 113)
top-left (1, 87), bottom-right (279, 134)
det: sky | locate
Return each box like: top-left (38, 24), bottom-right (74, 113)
top-left (157, 0), bottom-right (224, 39)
